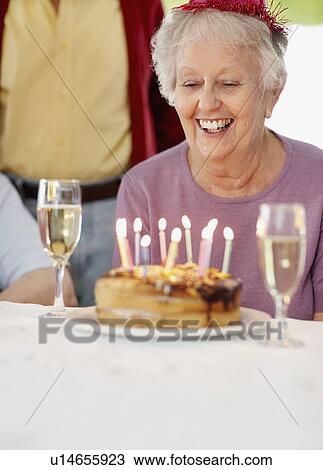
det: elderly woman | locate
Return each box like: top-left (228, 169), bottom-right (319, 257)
top-left (115, 0), bottom-right (323, 321)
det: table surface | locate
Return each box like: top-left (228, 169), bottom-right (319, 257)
top-left (0, 301), bottom-right (322, 450)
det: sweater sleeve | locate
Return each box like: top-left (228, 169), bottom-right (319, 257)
top-left (113, 173), bottom-right (150, 268)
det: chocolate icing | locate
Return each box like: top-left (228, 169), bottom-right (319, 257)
top-left (101, 265), bottom-right (242, 313)
top-left (197, 278), bottom-right (242, 310)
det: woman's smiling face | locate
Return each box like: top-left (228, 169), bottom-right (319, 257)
top-left (174, 39), bottom-right (274, 163)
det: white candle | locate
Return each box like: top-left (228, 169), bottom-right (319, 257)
top-left (164, 227), bottom-right (182, 272)
top-left (140, 234), bottom-right (151, 276)
top-left (158, 218), bottom-right (167, 265)
top-left (133, 217), bottom-right (142, 265)
top-left (207, 218), bottom-right (218, 232)
top-left (198, 226), bottom-right (211, 276)
top-left (222, 227), bottom-right (234, 273)
top-left (116, 218), bottom-right (130, 270)
top-left (204, 218), bottom-right (218, 268)
top-left (182, 215), bottom-right (193, 263)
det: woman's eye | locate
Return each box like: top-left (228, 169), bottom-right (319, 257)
top-left (223, 82), bottom-right (239, 88)
top-left (182, 82), bottom-right (199, 88)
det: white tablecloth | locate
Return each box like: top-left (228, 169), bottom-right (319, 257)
top-left (0, 301), bottom-right (322, 450)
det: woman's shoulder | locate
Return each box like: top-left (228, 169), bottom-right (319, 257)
top-left (279, 134), bottom-right (323, 181)
top-left (124, 141), bottom-right (188, 182)
top-left (282, 134), bottom-right (323, 163)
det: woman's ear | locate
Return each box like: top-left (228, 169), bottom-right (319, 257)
top-left (265, 86), bottom-right (284, 119)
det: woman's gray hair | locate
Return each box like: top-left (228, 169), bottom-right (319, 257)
top-left (151, 8), bottom-right (288, 105)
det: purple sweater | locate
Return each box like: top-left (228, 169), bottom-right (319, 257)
top-left (115, 133), bottom-right (323, 320)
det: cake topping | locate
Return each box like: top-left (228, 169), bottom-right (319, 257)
top-left (107, 263), bottom-right (237, 294)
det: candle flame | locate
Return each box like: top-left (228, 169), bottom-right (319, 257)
top-left (201, 225), bottom-right (213, 240)
top-left (181, 215), bottom-right (191, 229)
top-left (223, 226), bottom-right (234, 241)
top-left (141, 234), bottom-right (151, 248)
top-left (133, 217), bottom-right (142, 233)
top-left (158, 218), bottom-right (167, 231)
top-left (116, 218), bottom-right (127, 239)
top-left (207, 218), bottom-right (218, 232)
top-left (171, 227), bottom-right (182, 243)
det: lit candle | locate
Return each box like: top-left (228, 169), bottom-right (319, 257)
top-left (124, 220), bottom-right (134, 271)
top-left (116, 218), bottom-right (130, 270)
top-left (207, 218), bottom-right (218, 232)
top-left (164, 227), bottom-right (182, 272)
top-left (204, 218), bottom-right (218, 268)
top-left (222, 227), bottom-right (234, 273)
top-left (198, 226), bottom-right (212, 276)
top-left (182, 215), bottom-right (193, 264)
top-left (140, 234), bottom-right (151, 277)
top-left (133, 217), bottom-right (142, 265)
top-left (158, 218), bottom-right (167, 265)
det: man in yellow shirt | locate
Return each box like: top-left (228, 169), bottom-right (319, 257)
top-left (0, 0), bottom-right (184, 305)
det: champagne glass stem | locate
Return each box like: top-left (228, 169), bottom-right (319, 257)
top-left (52, 262), bottom-right (66, 313)
top-left (275, 294), bottom-right (283, 321)
top-left (274, 294), bottom-right (289, 344)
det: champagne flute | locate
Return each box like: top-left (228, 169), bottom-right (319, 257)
top-left (257, 203), bottom-right (306, 347)
top-left (37, 179), bottom-right (82, 315)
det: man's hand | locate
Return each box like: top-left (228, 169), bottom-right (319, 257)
top-left (0, 267), bottom-right (78, 306)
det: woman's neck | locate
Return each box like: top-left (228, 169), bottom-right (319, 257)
top-left (188, 129), bottom-right (285, 198)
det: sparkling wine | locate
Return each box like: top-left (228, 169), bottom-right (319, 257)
top-left (258, 235), bottom-right (306, 297)
top-left (37, 204), bottom-right (82, 263)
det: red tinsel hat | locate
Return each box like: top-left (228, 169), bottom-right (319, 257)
top-left (176, 0), bottom-right (289, 36)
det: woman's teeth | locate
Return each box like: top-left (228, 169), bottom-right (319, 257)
top-left (198, 118), bottom-right (234, 133)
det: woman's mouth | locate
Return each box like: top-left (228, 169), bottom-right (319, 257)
top-left (197, 118), bottom-right (234, 134)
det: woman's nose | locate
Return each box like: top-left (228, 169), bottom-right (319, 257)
top-left (199, 86), bottom-right (222, 112)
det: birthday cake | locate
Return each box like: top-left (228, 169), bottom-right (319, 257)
top-left (95, 264), bottom-right (242, 328)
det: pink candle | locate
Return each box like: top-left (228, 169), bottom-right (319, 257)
top-left (198, 226), bottom-right (209, 277)
top-left (123, 218), bottom-right (134, 270)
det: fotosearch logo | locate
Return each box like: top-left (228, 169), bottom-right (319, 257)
top-left (38, 317), bottom-right (284, 343)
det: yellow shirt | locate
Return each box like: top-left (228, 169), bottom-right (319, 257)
top-left (0, 0), bottom-right (131, 181)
